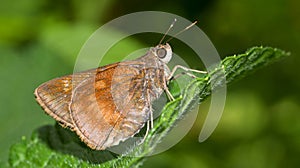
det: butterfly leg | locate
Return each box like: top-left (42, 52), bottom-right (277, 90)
top-left (139, 90), bottom-right (155, 145)
top-left (168, 65), bottom-right (207, 81)
top-left (165, 87), bottom-right (175, 101)
top-left (163, 74), bottom-right (175, 101)
top-left (146, 89), bottom-right (154, 129)
top-left (139, 120), bottom-right (150, 145)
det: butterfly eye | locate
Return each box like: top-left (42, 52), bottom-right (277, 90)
top-left (156, 48), bottom-right (167, 58)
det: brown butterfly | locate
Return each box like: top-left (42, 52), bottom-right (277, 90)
top-left (34, 21), bottom-right (205, 150)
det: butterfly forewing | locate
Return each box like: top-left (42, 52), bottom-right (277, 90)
top-left (35, 75), bottom-right (74, 128)
top-left (35, 68), bottom-right (102, 129)
top-left (70, 62), bottom-right (152, 150)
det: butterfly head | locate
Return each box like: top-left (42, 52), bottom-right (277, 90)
top-left (151, 43), bottom-right (172, 64)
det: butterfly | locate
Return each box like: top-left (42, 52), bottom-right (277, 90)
top-left (34, 20), bottom-right (205, 150)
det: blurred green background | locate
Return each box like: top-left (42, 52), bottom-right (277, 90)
top-left (0, 0), bottom-right (299, 167)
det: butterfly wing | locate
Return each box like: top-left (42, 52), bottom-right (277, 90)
top-left (70, 62), bottom-right (151, 150)
top-left (34, 70), bottom-right (97, 128)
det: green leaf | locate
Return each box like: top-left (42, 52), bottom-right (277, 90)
top-left (8, 46), bottom-right (289, 167)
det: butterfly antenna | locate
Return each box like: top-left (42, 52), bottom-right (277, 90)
top-left (159, 18), bottom-right (177, 44)
top-left (165, 21), bottom-right (198, 43)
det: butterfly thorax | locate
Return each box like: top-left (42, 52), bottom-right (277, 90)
top-left (135, 50), bottom-right (169, 93)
